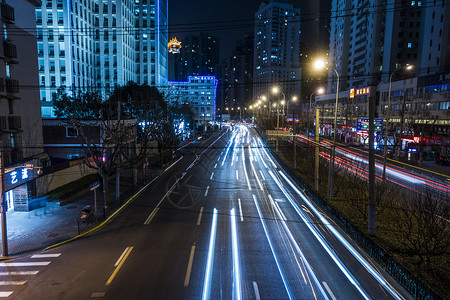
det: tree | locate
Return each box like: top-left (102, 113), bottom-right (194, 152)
top-left (53, 88), bottom-right (132, 207)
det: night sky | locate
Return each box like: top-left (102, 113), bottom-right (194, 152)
top-left (168, 0), bottom-right (262, 58)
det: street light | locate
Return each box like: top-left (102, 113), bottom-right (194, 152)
top-left (382, 64), bottom-right (414, 182)
top-left (307, 87), bottom-right (325, 138)
top-left (272, 86), bottom-right (285, 130)
top-left (314, 59), bottom-right (340, 201)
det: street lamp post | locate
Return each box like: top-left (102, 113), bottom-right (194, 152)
top-left (382, 65), bottom-right (413, 182)
top-left (307, 88), bottom-right (324, 138)
top-left (314, 59), bottom-right (340, 201)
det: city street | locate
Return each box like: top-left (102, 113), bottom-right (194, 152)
top-left (1, 126), bottom-right (411, 299)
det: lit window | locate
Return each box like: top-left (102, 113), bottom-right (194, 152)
top-left (411, 1), bottom-right (415, 5)
top-left (407, 42), bottom-right (412, 48)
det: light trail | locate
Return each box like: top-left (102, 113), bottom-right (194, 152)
top-left (242, 137), bottom-right (252, 190)
top-left (269, 171), bottom-right (371, 300)
top-left (252, 194), bottom-right (294, 300)
top-left (278, 171), bottom-right (404, 300)
top-left (202, 208), bottom-right (218, 300)
top-left (230, 208), bottom-right (242, 300)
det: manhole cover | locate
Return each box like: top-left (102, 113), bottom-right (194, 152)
top-left (66, 205), bottom-right (77, 210)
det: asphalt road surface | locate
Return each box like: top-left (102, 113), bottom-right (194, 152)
top-left (1, 125), bottom-right (412, 299)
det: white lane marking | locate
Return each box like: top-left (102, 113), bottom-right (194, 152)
top-left (275, 198), bottom-right (285, 202)
top-left (230, 208), bottom-right (242, 300)
top-left (210, 172), bottom-right (214, 180)
top-left (253, 282), bottom-right (261, 300)
top-left (0, 281), bottom-right (26, 285)
top-left (31, 253), bottom-right (61, 258)
top-left (322, 282), bottom-right (337, 300)
top-left (236, 170), bottom-right (239, 180)
top-left (197, 207), bottom-right (204, 226)
top-left (248, 146), bottom-right (263, 190)
top-left (217, 157), bottom-right (220, 162)
top-left (236, 156), bottom-right (238, 162)
top-left (252, 194), bottom-right (293, 300)
top-left (114, 247), bottom-right (130, 267)
top-left (214, 163), bottom-right (217, 169)
top-left (0, 262), bottom-right (50, 267)
top-left (202, 208), bottom-right (218, 300)
top-left (0, 292), bottom-right (13, 297)
top-left (238, 198), bottom-right (244, 222)
top-left (269, 195), bottom-right (287, 221)
top-left (259, 170), bottom-right (265, 180)
top-left (0, 271), bottom-right (39, 276)
top-left (204, 186), bottom-right (210, 197)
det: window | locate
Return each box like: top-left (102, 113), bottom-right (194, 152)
top-left (66, 127), bottom-right (78, 137)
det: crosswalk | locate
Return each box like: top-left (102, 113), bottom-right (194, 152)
top-left (0, 252), bottom-right (61, 298)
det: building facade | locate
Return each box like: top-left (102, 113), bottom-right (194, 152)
top-left (166, 76), bottom-right (218, 129)
top-left (37, 0), bottom-right (168, 118)
top-left (1, 0), bottom-right (47, 211)
top-left (253, 0), bottom-right (301, 102)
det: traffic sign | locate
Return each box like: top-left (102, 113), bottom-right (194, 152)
top-left (90, 180), bottom-right (101, 191)
top-left (357, 118), bottom-right (383, 132)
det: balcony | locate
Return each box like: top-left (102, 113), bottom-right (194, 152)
top-left (3, 40), bottom-right (17, 58)
top-left (6, 78), bottom-right (19, 93)
top-left (1, 3), bottom-right (14, 23)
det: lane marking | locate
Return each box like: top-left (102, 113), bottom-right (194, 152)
top-left (323, 281), bottom-right (337, 300)
top-left (197, 207), bottom-right (204, 226)
top-left (217, 157), bottom-right (220, 162)
top-left (0, 271), bottom-right (38, 276)
top-left (165, 155), bottom-right (183, 172)
top-left (114, 247), bottom-right (130, 267)
top-left (210, 172), bottom-right (214, 180)
top-left (0, 281), bottom-right (26, 285)
top-left (253, 282), bottom-right (261, 300)
top-left (106, 246), bottom-right (133, 286)
top-left (230, 208), bottom-right (242, 300)
top-left (184, 245), bottom-right (196, 287)
top-left (31, 253), bottom-right (61, 258)
top-left (0, 262), bottom-right (50, 267)
top-left (0, 292), bottom-right (13, 297)
top-left (204, 186), bottom-right (210, 197)
top-left (214, 163), bottom-right (217, 169)
top-left (236, 156), bottom-right (238, 162)
top-left (144, 207), bottom-right (160, 225)
top-left (236, 170), bottom-right (239, 180)
top-left (242, 145), bottom-right (252, 190)
top-left (269, 195), bottom-right (287, 221)
top-left (202, 208), bottom-right (218, 300)
top-left (237, 198), bottom-right (244, 222)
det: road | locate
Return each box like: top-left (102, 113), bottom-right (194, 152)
top-left (1, 125), bottom-right (411, 299)
top-left (296, 134), bottom-right (450, 200)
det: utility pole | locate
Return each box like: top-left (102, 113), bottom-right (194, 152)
top-left (116, 100), bottom-right (120, 206)
top-left (0, 151), bottom-right (8, 257)
top-left (368, 95), bottom-right (376, 236)
top-left (314, 109), bottom-right (320, 191)
top-left (293, 111), bottom-right (297, 169)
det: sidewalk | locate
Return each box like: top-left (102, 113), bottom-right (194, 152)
top-left (3, 166), bottom-right (156, 257)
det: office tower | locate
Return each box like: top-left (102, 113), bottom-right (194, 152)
top-left (36, 0), bottom-right (168, 117)
top-left (253, 0), bottom-right (301, 100)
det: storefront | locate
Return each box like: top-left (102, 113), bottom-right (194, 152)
top-left (2, 161), bottom-right (39, 212)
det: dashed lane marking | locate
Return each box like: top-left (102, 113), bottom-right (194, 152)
top-left (31, 253), bottom-right (61, 258)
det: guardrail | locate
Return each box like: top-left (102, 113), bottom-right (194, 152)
top-left (257, 129), bottom-right (442, 300)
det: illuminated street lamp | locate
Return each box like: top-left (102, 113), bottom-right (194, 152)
top-left (307, 87), bottom-right (325, 138)
top-left (382, 64), bottom-right (414, 182)
top-left (272, 86), bottom-right (285, 130)
top-left (314, 59), bottom-right (340, 201)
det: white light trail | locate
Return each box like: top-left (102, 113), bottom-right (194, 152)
top-left (202, 208), bottom-right (218, 300)
top-left (230, 208), bottom-right (242, 300)
top-left (252, 195), bottom-right (294, 300)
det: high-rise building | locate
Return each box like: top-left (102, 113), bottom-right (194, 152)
top-left (253, 0), bottom-right (301, 101)
top-left (1, 0), bottom-right (46, 211)
top-left (36, 0), bottom-right (168, 118)
top-left (169, 32), bottom-right (220, 81)
top-left (220, 34), bottom-right (254, 117)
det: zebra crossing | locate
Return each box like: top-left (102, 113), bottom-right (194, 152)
top-left (0, 253), bottom-right (61, 298)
